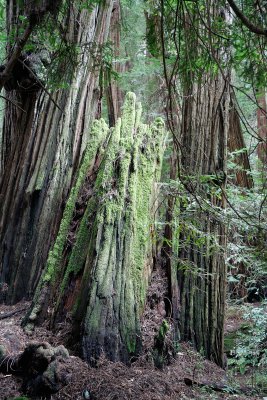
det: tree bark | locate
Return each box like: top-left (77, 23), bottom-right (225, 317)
top-left (256, 90), bottom-right (267, 163)
top-left (24, 93), bottom-right (166, 364)
top-left (105, 0), bottom-right (125, 127)
top-left (228, 98), bottom-right (253, 188)
top-left (0, 1), bottom-right (115, 303)
top-left (177, 72), bottom-right (229, 367)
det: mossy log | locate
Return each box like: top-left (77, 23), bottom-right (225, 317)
top-left (24, 93), bottom-right (165, 364)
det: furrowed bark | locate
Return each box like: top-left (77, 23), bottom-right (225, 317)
top-left (256, 90), bottom-right (267, 163)
top-left (228, 94), bottom-right (253, 188)
top-left (176, 72), bottom-right (229, 367)
top-left (105, 0), bottom-right (125, 127)
top-left (0, 0), bottom-right (115, 303)
top-left (24, 93), bottom-right (166, 364)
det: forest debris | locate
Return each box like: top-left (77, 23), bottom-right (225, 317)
top-left (184, 376), bottom-right (238, 393)
top-left (183, 376), bottom-right (254, 396)
top-left (0, 307), bottom-right (28, 320)
top-left (0, 341), bottom-right (71, 397)
top-left (153, 320), bottom-right (170, 369)
top-left (0, 301), bottom-right (261, 399)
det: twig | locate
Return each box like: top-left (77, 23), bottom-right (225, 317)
top-left (0, 24), bottom-right (34, 92)
top-left (18, 59), bottom-right (64, 112)
top-left (0, 94), bottom-right (26, 113)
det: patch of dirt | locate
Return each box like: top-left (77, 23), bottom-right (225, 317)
top-left (0, 300), bottom-right (262, 400)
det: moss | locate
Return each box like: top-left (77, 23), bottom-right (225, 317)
top-left (224, 331), bottom-right (239, 354)
top-left (127, 118), bottom-right (165, 310)
top-left (8, 397), bottom-right (30, 400)
top-left (32, 92), bottom-right (166, 362)
top-left (255, 373), bottom-right (267, 393)
top-left (157, 320), bottom-right (169, 341)
top-left (81, 94), bottom-right (166, 357)
top-left (58, 198), bottom-right (97, 298)
top-left (43, 119), bottom-right (109, 283)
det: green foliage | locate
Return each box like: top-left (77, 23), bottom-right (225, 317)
top-left (229, 1), bottom-right (267, 89)
top-left (117, 0), bottom-right (165, 120)
top-left (228, 304), bottom-right (267, 379)
top-left (0, 0), bottom-right (5, 63)
top-left (226, 154), bottom-right (267, 299)
top-left (8, 397), bottom-right (30, 400)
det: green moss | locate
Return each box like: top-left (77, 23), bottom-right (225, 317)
top-left (32, 92), bottom-right (166, 361)
top-left (80, 94), bottom-right (166, 358)
top-left (224, 331), bottom-right (239, 354)
top-left (8, 397), bottom-right (30, 400)
top-left (127, 117), bottom-right (165, 310)
top-left (43, 119), bottom-right (109, 283)
top-left (255, 373), bottom-right (267, 393)
top-left (157, 320), bottom-right (169, 341)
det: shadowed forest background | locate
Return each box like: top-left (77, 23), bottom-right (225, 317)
top-left (0, 0), bottom-right (267, 399)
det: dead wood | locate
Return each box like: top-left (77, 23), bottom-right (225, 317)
top-left (0, 307), bottom-right (27, 320)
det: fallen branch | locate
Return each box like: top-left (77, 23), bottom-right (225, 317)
top-left (184, 377), bottom-right (252, 395)
top-left (0, 307), bottom-right (28, 320)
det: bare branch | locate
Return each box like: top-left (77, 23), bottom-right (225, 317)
top-left (17, 59), bottom-right (63, 112)
top-left (0, 23), bottom-right (35, 92)
top-left (0, 94), bottom-right (26, 113)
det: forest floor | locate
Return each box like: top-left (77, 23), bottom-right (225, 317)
top-left (0, 299), bottom-right (264, 400)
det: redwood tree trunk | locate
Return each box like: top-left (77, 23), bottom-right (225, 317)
top-left (105, 0), bottom-right (125, 127)
top-left (177, 73), bottom-right (229, 367)
top-left (0, 0), bottom-right (115, 303)
top-left (256, 90), bottom-right (267, 163)
top-left (161, 0), bottom-right (233, 367)
top-left (228, 94), bottom-right (253, 188)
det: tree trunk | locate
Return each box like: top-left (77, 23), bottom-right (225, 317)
top-left (256, 90), bottom-right (267, 163)
top-left (24, 93), bottom-right (166, 364)
top-left (105, 0), bottom-right (125, 127)
top-left (0, 0), bottom-right (115, 303)
top-left (228, 94), bottom-right (253, 188)
top-left (177, 73), bottom-right (229, 367)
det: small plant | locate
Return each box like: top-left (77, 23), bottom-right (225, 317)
top-left (8, 397), bottom-right (30, 400)
top-left (228, 303), bottom-right (267, 378)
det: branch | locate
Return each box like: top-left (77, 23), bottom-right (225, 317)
top-left (0, 307), bottom-right (28, 320)
top-left (17, 59), bottom-right (64, 112)
top-left (227, 0), bottom-right (267, 36)
top-left (0, 95), bottom-right (26, 113)
top-left (0, 23), bottom-right (35, 92)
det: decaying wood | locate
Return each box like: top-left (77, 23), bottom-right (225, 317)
top-left (0, 307), bottom-right (27, 320)
top-left (24, 93), bottom-right (166, 365)
top-left (0, 342), bottom-right (71, 396)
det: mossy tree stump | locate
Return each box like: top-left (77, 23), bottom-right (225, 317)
top-left (25, 93), bottom-right (165, 364)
